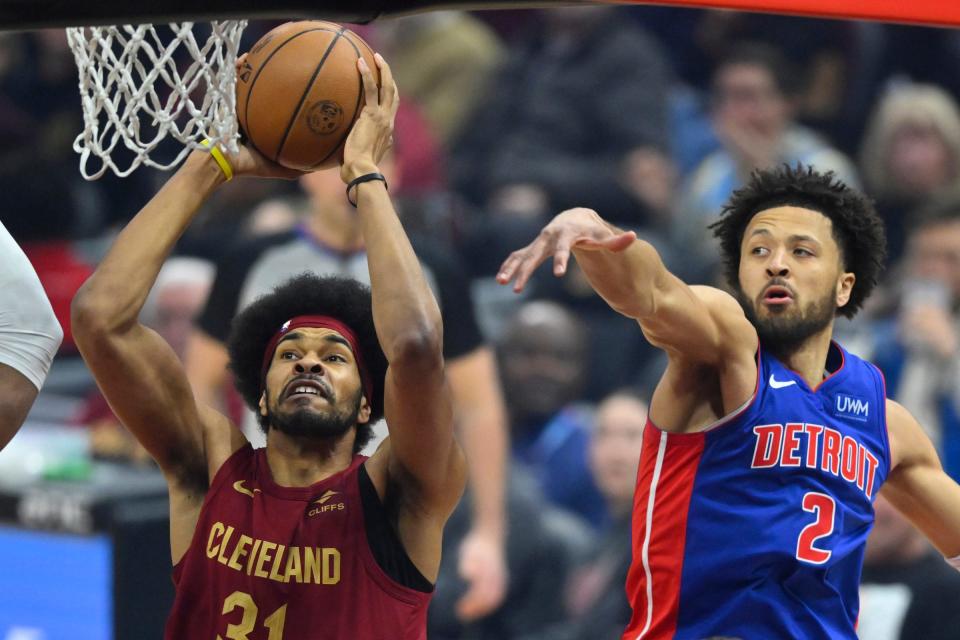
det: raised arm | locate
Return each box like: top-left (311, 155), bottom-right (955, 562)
top-left (0, 220), bottom-right (62, 448)
top-left (497, 207), bottom-right (756, 366)
top-left (882, 399), bottom-right (960, 559)
top-left (347, 56), bottom-right (465, 533)
top-left (71, 146), bottom-right (297, 486)
top-left (71, 153), bottom-right (236, 487)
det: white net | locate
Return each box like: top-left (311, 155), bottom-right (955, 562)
top-left (66, 20), bottom-right (248, 180)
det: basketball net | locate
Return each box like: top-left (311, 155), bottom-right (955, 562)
top-left (66, 21), bottom-right (247, 179)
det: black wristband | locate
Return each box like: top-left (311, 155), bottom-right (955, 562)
top-left (346, 172), bottom-right (388, 207)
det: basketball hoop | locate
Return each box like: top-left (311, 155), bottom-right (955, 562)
top-left (66, 21), bottom-right (247, 179)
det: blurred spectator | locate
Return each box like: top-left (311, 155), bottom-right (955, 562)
top-left (522, 390), bottom-right (648, 640)
top-left (859, 84), bottom-right (960, 263)
top-left (566, 390), bottom-right (646, 635)
top-left (378, 12), bottom-right (505, 147)
top-left (430, 472), bottom-right (592, 640)
top-left (76, 257), bottom-right (214, 464)
top-left (186, 155), bottom-right (511, 623)
top-left (497, 300), bottom-right (606, 526)
top-left (674, 43), bottom-right (858, 280)
top-left (841, 24), bottom-right (960, 154)
top-left (859, 494), bottom-right (960, 640)
top-left (869, 195), bottom-right (960, 480)
top-left (452, 7), bottom-right (674, 226)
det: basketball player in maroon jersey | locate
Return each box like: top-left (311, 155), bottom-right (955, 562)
top-left (72, 54), bottom-right (466, 639)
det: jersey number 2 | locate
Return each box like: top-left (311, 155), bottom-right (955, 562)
top-left (795, 492), bottom-right (836, 565)
top-left (217, 591), bottom-right (287, 640)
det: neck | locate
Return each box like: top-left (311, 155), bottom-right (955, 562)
top-left (306, 203), bottom-right (364, 253)
top-left (264, 429), bottom-right (356, 487)
top-left (770, 323), bottom-right (835, 389)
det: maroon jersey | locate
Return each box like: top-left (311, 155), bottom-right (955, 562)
top-left (165, 444), bottom-right (432, 640)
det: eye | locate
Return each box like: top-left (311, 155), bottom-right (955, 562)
top-left (280, 351), bottom-right (298, 360)
top-left (326, 354), bottom-right (347, 363)
top-left (751, 246), bottom-right (769, 256)
top-left (794, 247), bottom-right (814, 257)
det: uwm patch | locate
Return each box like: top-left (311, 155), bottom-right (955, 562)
top-left (834, 394), bottom-right (869, 422)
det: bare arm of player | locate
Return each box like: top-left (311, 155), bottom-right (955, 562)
top-left (498, 207), bottom-right (756, 365)
top-left (346, 54), bottom-right (466, 582)
top-left (71, 143), bottom-right (299, 561)
top-left (882, 399), bottom-right (960, 559)
top-left (72, 154), bottom-right (238, 482)
top-left (498, 208), bottom-right (758, 423)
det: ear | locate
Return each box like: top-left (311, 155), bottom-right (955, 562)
top-left (836, 271), bottom-right (856, 308)
top-left (357, 395), bottom-right (372, 425)
top-left (258, 390), bottom-right (268, 417)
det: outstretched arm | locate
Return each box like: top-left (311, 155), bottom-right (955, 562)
top-left (349, 55), bottom-right (466, 579)
top-left (883, 399), bottom-right (960, 559)
top-left (0, 220), bottom-right (62, 448)
top-left (498, 207), bottom-right (756, 367)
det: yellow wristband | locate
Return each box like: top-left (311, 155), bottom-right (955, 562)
top-left (199, 138), bottom-right (233, 181)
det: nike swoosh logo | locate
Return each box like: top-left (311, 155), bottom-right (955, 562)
top-left (233, 480), bottom-right (261, 498)
top-left (769, 374), bottom-right (797, 389)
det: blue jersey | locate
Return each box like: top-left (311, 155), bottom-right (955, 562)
top-left (623, 342), bottom-right (891, 640)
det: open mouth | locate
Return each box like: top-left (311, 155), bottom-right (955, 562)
top-left (762, 285), bottom-right (794, 306)
top-left (283, 378), bottom-right (330, 402)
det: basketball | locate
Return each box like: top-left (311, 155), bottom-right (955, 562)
top-left (236, 21), bottom-right (379, 171)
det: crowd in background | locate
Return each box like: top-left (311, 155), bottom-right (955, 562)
top-left (3, 6), bottom-right (960, 639)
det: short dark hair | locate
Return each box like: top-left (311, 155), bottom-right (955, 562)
top-left (226, 273), bottom-right (388, 448)
top-left (710, 164), bottom-right (887, 319)
top-left (714, 42), bottom-right (799, 98)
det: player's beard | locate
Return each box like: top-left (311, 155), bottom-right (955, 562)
top-left (267, 388), bottom-right (363, 440)
top-left (738, 286), bottom-right (836, 356)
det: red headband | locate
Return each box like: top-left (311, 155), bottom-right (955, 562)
top-left (260, 315), bottom-right (373, 402)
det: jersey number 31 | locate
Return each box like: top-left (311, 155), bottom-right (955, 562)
top-left (217, 591), bottom-right (287, 640)
top-left (795, 492), bottom-right (835, 565)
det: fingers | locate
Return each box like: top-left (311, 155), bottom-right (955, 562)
top-left (496, 248), bottom-right (530, 289)
top-left (235, 52), bottom-right (248, 73)
top-left (575, 230), bottom-right (637, 253)
top-left (497, 234), bottom-right (564, 293)
top-left (552, 230), bottom-right (577, 276)
top-left (373, 52), bottom-right (399, 117)
top-left (357, 57), bottom-right (378, 109)
top-left (604, 230), bottom-right (637, 252)
top-left (510, 241), bottom-right (547, 293)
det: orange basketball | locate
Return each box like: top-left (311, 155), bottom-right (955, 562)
top-left (235, 21), bottom-right (379, 171)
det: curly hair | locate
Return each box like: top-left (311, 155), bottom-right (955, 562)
top-left (709, 164), bottom-right (887, 319)
top-left (225, 273), bottom-right (388, 450)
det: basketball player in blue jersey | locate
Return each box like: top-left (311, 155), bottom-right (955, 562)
top-left (498, 165), bottom-right (960, 639)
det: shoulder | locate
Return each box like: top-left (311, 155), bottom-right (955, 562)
top-left (199, 406), bottom-right (249, 486)
top-left (886, 398), bottom-right (938, 471)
